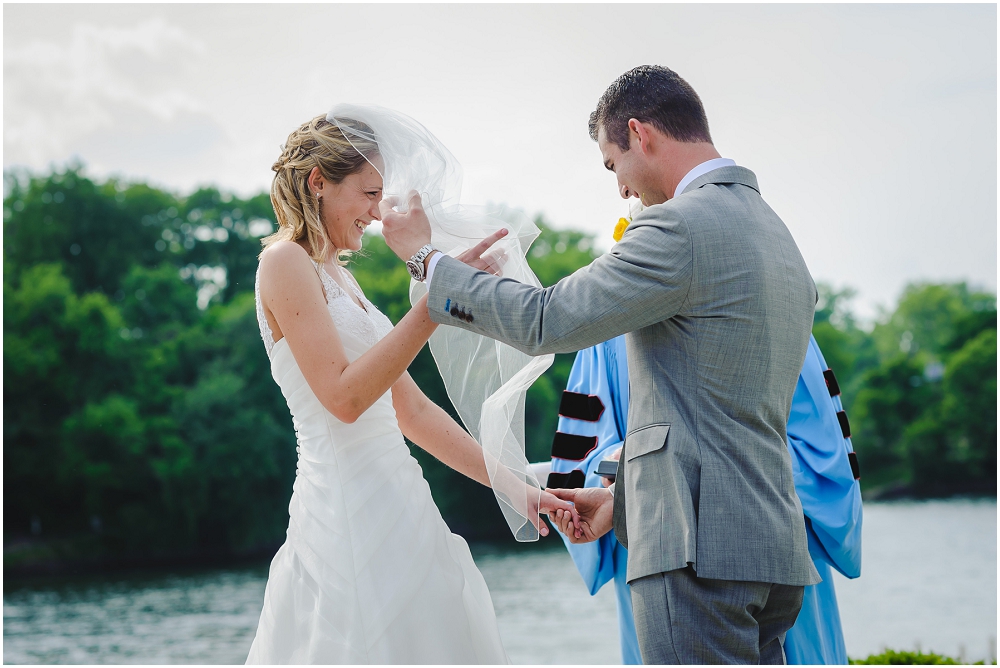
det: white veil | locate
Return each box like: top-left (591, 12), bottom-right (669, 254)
top-left (328, 104), bottom-right (554, 541)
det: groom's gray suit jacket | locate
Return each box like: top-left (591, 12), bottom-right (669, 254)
top-left (428, 166), bottom-right (821, 587)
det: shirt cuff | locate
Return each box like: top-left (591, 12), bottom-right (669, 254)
top-left (424, 251), bottom-right (443, 285)
top-left (607, 482), bottom-right (615, 496)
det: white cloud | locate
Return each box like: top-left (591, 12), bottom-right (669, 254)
top-left (3, 4), bottom-right (995, 319)
top-left (4, 17), bottom-right (207, 166)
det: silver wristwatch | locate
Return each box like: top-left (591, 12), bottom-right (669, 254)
top-left (406, 244), bottom-right (437, 282)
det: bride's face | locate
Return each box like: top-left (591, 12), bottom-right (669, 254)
top-left (315, 156), bottom-right (384, 252)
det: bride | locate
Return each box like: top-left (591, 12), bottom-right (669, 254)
top-left (247, 112), bottom-right (576, 664)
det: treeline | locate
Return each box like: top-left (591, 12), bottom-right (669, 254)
top-left (813, 282), bottom-right (995, 497)
top-left (3, 167), bottom-right (995, 568)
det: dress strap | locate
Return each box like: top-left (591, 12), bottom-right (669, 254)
top-left (311, 261), bottom-right (327, 301)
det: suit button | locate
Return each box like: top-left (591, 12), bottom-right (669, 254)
top-left (450, 306), bottom-right (460, 317)
top-left (466, 313), bottom-right (474, 323)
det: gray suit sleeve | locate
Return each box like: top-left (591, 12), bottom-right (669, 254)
top-left (426, 208), bottom-right (693, 355)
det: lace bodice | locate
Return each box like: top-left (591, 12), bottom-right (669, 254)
top-left (255, 261), bottom-right (394, 359)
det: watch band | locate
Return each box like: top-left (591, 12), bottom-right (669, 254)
top-left (406, 244), bottom-right (436, 282)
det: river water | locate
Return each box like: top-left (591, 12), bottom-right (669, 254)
top-left (4, 499), bottom-right (996, 664)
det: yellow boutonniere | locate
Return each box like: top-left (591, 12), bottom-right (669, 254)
top-left (613, 217), bottom-right (630, 242)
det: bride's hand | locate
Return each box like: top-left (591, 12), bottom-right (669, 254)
top-left (529, 488), bottom-right (580, 537)
top-left (456, 229), bottom-right (509, 276)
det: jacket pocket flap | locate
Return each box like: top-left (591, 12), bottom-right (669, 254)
top-left (625, 424), bottom-right (670, 461)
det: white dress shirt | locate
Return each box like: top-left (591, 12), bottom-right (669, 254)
top-left (425, 248), bottom-right (444, 285)
top-left (673, 157), bottom-right (736, 199)
top-left (425, 157), bottom-right (736, 286)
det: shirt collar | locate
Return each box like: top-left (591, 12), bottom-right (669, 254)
top-left (673, 158), bottom-right (737, 199)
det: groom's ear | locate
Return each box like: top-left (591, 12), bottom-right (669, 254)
top-left (628, 118), bottom-right (654, 155)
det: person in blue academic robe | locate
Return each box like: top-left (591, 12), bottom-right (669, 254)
top-left (532, 336), bottom-right (641, 664)
top-left (783, 336), bottom-right (864, 664)
top-left (534, 334), bottom-right (863, 664)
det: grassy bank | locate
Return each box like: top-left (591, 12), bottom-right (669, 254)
top-left (852, 649), bottom-right (996, 664)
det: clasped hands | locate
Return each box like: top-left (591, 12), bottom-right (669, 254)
top-left (545, 444), bottom-right (622, 543)
top-left (545, 486), bottom-right (615, 543)
top-left (484, 446), bottom-right (616, 543)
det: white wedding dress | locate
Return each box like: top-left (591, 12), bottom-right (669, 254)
top-left (246, 262), bottom-right (509, 664)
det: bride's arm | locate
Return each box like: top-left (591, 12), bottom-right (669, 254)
top-left (391, 372), bottom-right (491, 487)
top-left (260, 241), bottom-right (437, 424)
top-left (392, 374), bottom-right (579, 535)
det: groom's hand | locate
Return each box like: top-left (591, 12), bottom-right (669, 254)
top-left (455, 229), bottom-right (510, 275)
top-left (380, 191), bottom-right (433, 261)
top-left (545, 487), bottom-right (614, 544)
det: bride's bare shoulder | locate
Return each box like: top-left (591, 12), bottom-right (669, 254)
top-left (260, 241), bottom-right (313, 273)
top-left (259, 241), bottom-right (319, 293)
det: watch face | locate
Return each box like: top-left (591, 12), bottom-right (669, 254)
top-left (406, 259), bottom-right (423, 281)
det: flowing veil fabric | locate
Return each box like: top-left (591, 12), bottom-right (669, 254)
top-left (329, 104), bottom-right (553, 541)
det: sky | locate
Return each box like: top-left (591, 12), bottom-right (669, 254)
top-left (4, 3), bottom-right (996, 320)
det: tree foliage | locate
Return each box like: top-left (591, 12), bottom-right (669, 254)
top-left (4, 167), bottom-right (298, 557)
top-left (3, 168), bottom-right (604, 560)
top-left (814, 282), bottom-right (996, 496)
top-left (4, 166), bottom-right (995, 567)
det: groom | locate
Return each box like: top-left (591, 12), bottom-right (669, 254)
top-left (381, 65), bottom-right (821, 664)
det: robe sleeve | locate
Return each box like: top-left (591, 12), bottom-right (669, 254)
top-left (546, 336), bottom-right (630, 595)
top-left (786, 335), bottom-right (864, 579)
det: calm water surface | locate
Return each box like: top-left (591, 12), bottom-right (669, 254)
top-left (4, 499), bottom-right (995, 664)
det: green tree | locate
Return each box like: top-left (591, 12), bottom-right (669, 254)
top-left (850, 283), bottom-right (996, 495)
top-left (4, 169), bottom-right (298, 558)
top-left (5, 166), bottom-right (994, 572)
top-left (871, 282), bottom-right (995, 363)
top-left (851, 355), bottom-right (939, 489)
top-left (526, 217), bottom-right (599, 287)
top-left (4, 167), bottom-right (176, 295)
top-left (903, 328), bottom-right (997, 495)
top-left (811, 284), bottom-right (879, 407)
top-left (120, 263), bottom-right (201, 338)
top-left (4, 262), bottom-right (135, 537)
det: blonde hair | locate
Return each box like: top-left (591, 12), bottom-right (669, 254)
top-left (263, 114), bottom-right (379, 264)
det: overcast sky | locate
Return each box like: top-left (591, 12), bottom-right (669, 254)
top-left (4, 3), bottom-right (996, 320)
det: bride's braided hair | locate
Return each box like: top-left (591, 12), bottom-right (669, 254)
top-left (263, 114), bottom-right (379, 264)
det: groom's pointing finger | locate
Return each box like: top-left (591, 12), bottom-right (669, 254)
top-left (467, 229), bottom-right (508, 259)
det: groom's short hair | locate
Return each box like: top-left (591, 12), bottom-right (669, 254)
top-left (589, 65), bottom-right (713, 151)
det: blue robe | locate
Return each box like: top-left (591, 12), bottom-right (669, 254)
top-left (783, 336), bottom-right (863, 664)
top-left (549, 335), bottom-right (862, 665)
top-left (549, 336), bottom-right (641, 665)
